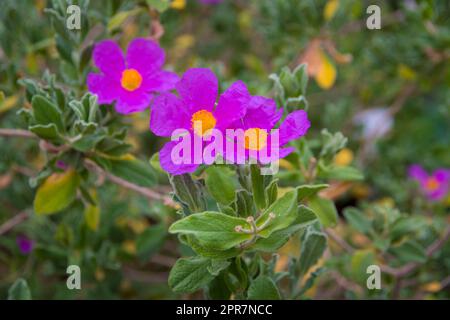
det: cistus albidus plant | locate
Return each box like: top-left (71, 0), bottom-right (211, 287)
top-left (0, 0), bottom-right (449, 301)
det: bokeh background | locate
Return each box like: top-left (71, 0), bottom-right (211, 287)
top-left (0, 0), bottom-right (449, 299)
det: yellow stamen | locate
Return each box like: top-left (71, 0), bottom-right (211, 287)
top-left (191, 109), bottom-right (216, 136)
top-left (425, 177), bottom-right (439, 191)
top-left (244, 128), bottom-right (268, 151)
top-left (121, 69), bottom-right (142, 91)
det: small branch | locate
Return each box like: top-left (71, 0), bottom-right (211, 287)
top-left (0, 212), bottom-right (29, 235)
top-left (84, 159), bottom-right (178, 209)
top-left (0, 128), bottom-right (36, 138)
top-left (325, 228), bottom-right (354, 253)
top-left (382, 226), bottom-right (450, 277)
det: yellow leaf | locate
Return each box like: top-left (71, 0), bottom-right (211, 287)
top-left (84, 190), bottom-right (100, 231)
top-left (107, 8), bottom-right (142, 32)
top-left (315, 52), bottom-right (336, 90)
top-left (334, 148), bottom-right (354, 166)
top-left (34, 169), bottom-right (79, 215)
top-left (0, 94), bottom-right (19, 114)
top-left (324, 0), bottom-right (339, 21)
top-left (422, 281), bottom-right (441, 293)
top-left (397, 64), bottom-right (417, 81)
top-left (171, 0), bottom-right (186, 10)
top-left (122, 240), bottom-right (137, 255)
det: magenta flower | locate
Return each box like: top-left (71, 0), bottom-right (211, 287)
top-left (87, 38), bottom-right (179, 114)
top-left (16, 235), bottom-right (34, 255)
top-left (408, 164), bottom-right (450, 201)
top-left (150, 68), bottom-right (248, 175)
top-left (223, 85), bottom-right (310, 164)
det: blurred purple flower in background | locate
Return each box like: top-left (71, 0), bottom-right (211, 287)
top-left (408, 164), bottom-right (450, 201)
top-left (16, 235), bottom-right (34, 255)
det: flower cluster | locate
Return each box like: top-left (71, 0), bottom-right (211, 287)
top-left (408, 164), bottom-right (450, 201)
top-left (88, 40), bottom-right (310, 175)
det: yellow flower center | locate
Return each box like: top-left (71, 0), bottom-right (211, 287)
top-left (244, 128), bottom-right (268, 151)
top-left (191, 109), bottom-right (217, 136)
top-left (121, 69), bottom-right (142, 91)
top-left (425, 177), bottom-right (440, 191)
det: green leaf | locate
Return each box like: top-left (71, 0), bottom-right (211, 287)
top-left (298, 227), bottom-right (327, 276)
top-left (256, 189), bottom-right (298, 238)
top-left (8, 278), bottom-right (31, 300)
top-left (136, 224), bottom-right (167, 260)
top-left (31, 95), bottom-right (64, 132)
top-left (250, 164), bottom-right (267, 210)
top-left (185, 235), bottom-right (241, 259)
top-left (308, 195), bottom-right (338, 227)
top-left (146, 0), bottom-right (171, 12)
top-left (265, 179), bottom-right (278, 206)
top-left (84, 191), bottom-right (100, 231)
top-left (205, 166), bottom-right (236, 205)
top-left (233, 189), bottom-right (254, 217)
top-left (297, 184), bottom-right (329, 202)
top-left (319, 129), bottom-right (347, 160)
top-left (29, 123), bottom-right (61, 142)
top-left (344, 207), bottom-right (372, 234)
top-left (351, 250), bottom-right (375, 284)
top-left (107, 8), bottom-right (142, 32)
top-left (34, 169), bottom-right (80, 215)
top-left (319, 165), bottom-right (364, 181)
top-left (149, 152), bottom-right (164, 173)
top-left (109, 157), bottom-right (156, 188)
top-left (206, 273), bottom-right (232, 300)
top-left (207, 260), bottom-right (231, 276)
top-left (390, 217), bottom-right (427, 243)
top-left (247, 276), bottom-right (281, 300)
top-left (168, 256), bottom-right (215, 293)
top-left (169, 212), bottom-right (251, 250)
top-left (169, 174), bottom-right (206, 213)
top-left (389, 240), bottom-right (426, 263)
top-left (253, 206), bottom-right (317, 252)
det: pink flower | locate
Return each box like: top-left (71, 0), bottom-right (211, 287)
top-left (223, 84), bottom-right (310, 164)
top-left (87, 38), bottom-right (179, 114)
top-left (17, 235), bottom-right (34, 255)
top-left (150, 68), bottom-right (247, 175)
top-left (408, 164), bottom-right (450, 201)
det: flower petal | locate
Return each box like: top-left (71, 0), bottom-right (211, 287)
top-left (242, 96), bottom-right (282, 131)
top-left (87, 73), bottom-right (121, 104)
top-left (159, 141), bottom-right (199, 175)
top-left (176, 68), bottom-right (218, 113)
top-left (92, 40), bottom-right (125, 79)
top-left (150, 93), bottom-right (191, 137)
top-left (115, 88), bottom-right (153, 114)
top-left (433, 169), bottom-right (450, 183)
top-left (143, 71), bottom-right (180, 92)
top-left (408, 164), bottom-right (428, 183)
top-left (279, 110), bottom-right (311, 146)
top-left (126, 38), bottom-right (165, 76)
top-left (215, 80), bottom-right (250, 130)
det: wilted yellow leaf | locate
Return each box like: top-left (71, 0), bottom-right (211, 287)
top-left (398, 64), bottom-right (417, 81)
top-left (422, 281), bottom-right (441, 293)
top-left (334, 148), bottom-right (354, 166)
top-left (171, 0), bottom-right (186, 10)
top-left (34, 169), bottom-right (80, 215)
top-left (324, 0), bottom-right (339, 21)
top-left (0, 94), bottom-right (19, 114)
top-left (315, 52), bottom-right (337, 90)
top-left (84, 190), bottom-right (100, 231)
